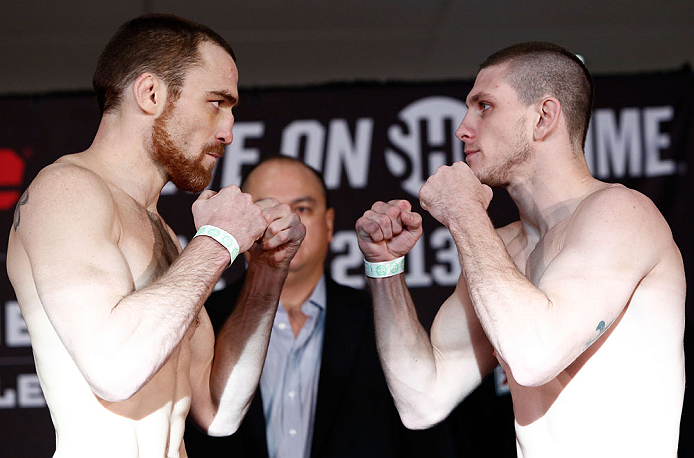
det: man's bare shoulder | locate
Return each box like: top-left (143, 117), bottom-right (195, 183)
top-left (33, 156), bottom-right (115, 202)
top-left (13, 157), bottom-right (119, 238)
top-left (558, 183), bottom-right (679, 279)
top-left (570, 183), bottom-right (673, 243)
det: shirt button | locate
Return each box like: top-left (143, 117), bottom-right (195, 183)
top-left (278, 323), bottom-right (287, 330)
top-left (288, 390), bottom-right (296, 398)
top-left (289, 428), bottom-right (297, 436)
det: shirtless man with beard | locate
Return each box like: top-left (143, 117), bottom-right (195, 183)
top-left (6, 14), bottom-right (306, 458)
top-left (356, 42), bottom-right (685, 457)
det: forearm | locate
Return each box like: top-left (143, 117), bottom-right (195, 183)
top-left (449, 209), bottom-right (556, 384)
top-left (369, 275), bottom-right (446, 427)
top-left (91, 236), bottom-right (228, 401)
top-left (205, 261), bottom-right (287, 435)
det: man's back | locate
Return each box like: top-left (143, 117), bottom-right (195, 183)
top-left (497, 184), bottom-right (686, 457)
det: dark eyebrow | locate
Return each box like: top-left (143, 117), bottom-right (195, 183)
top-left (466, 91), bottom-right (495, 108)
top-left (290, 196), bottom-right (317, 206)
top-left (207, 90), bottom-right (238, 107)
top-left (251, 196), bottom-right (319, 206)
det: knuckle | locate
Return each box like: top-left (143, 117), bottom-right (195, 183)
top-left (267, 221), bottom-right (282, 236)
top-left (375, 214), bottom-right (390, 227)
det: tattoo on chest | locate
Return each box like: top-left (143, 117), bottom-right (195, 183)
top-left (13, 189), bottom-right (29, 231)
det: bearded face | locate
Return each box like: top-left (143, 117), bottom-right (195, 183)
top-left (475, 116), bottom-right (533, 188)
top-left (151, 99), bottom-right (225, 193)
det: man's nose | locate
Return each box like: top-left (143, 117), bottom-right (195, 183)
top-left (217, 113), bottom-right (234, 145)
top-left (455, 113), bottom-right (473, 142)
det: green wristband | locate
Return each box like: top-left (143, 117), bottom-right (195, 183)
top-left (364, 256), bottom-right (405, 278)
top-left (194, 225), bottom-right (240, 268)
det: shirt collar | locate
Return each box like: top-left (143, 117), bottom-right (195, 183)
top-left (306, 275), bottom-right (327, 311)
top-left (277, 274), bottom-right (327, 314)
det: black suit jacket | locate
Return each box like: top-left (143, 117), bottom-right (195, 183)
top-left (184, 275), bottom-right (457, 458)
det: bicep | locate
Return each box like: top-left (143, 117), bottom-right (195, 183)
top-left (18, 172), bottom-right (136, 365)
top-left (536, 190), bottom-right (663, 354)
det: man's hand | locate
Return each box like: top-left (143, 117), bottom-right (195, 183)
top-left (419, 161), bottom-right (493, 227)
top-left (246, 199), bottom-right (306, 270)
top-left (192, 186), bottom-right (267, 252)
top-left (355, 200), bottom-right (422, 262)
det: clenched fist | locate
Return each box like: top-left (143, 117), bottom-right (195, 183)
top-left (419, 161), bottom-right (493, 227)
top-left (192, 185), bottom-right (266, 253)
top-left (355, 200), bottom-right (422, 263)
top-left (246, 198), bottom-right (306, 271)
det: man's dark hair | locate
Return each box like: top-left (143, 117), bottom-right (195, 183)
top-left (481, 41), bottom-right (594, 152)
top-left (93, 13), bottom-right (236, 114)
top-left (240, 156), bottom-right (331, 209)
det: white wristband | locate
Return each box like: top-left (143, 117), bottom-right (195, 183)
top-left (193, 225), bottom-right (240, 268)
top-left (364, 256), bottom-right (405, 278)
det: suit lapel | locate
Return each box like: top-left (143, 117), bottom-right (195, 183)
top-left (310, 279), bottom-right (370, 456)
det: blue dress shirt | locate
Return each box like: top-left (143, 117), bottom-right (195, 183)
top-left (260, 276), bottom-right (326, 458)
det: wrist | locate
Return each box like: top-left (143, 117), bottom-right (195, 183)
top-left (364, 256), bottom-right (405, 278)
top-left (193, 225), bottom-right (240, 268)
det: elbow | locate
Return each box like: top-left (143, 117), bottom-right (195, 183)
top-left (89, 377), bottom-right (141, 403)
top-left (397, 401), bottom-right (451, 430)
top-left (503, 350), bottom-right (560, 388)
top-left (88, 371), bottom-right (145, 402)
top-left (80, 356), bottom-right (151, 402)
top-left (400, 413), bottom-right (440, 431)
top-left (206, 423), bottom-right (240, 437)
top-left (205, 415), bottom-right (242, 437)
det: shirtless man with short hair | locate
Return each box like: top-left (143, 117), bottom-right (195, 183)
top-left (6, 14), bottom-right (305, 458)
top-left (356, 42), bottom-right (685, 457)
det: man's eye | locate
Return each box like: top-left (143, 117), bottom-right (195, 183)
top-left (480, 102), bottom-right (491, 111)
top-left (294, 206), bottom-right (310, 214)
top-left (211, 100), bottom-right (222, 108)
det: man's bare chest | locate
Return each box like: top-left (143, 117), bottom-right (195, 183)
top-left (507, 222), bottom-right (569, 285)
top-left (115, 203), bottom-right (181, 290)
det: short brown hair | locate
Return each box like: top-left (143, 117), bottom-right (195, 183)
top-left (481, 42), bottom-right (594, 152)
top-left (93, 13), bottom-right (236, 114)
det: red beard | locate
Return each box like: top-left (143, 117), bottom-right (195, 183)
top-left (151, 102), bottom-right (225, 193)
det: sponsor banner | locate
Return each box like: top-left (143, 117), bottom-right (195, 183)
top-left (0, 69), bottom-right (692, 455)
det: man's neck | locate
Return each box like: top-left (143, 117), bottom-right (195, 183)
top-left (280, 266), bottom-right (324, 313)
top-left (505, 150), bottom-right (599, 240)
top-left (85, 114), bottom-right (169, 210)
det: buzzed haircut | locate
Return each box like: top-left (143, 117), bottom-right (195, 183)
top-left (93, 13), bottom-right (236, 114)
top-left (241, 156), bottom-right (331, 209)
top-left (481, 42), bottom-right (594, 152)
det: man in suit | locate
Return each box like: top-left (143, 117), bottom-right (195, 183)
top-left (185, 156), bottom-right (456, 458)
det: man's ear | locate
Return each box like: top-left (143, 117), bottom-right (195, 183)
top-left (132, 73), bottom-right (166, 115)
top-left (533, 97), bottom-right (561, 142)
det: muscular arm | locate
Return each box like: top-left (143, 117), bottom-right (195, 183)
top-left (357, 200), bottom-right (496, 429)
top-left (188, 201), bottom-right (305, 436)
top-left (422, 165), bottom-right (670, 386)
top-left (14, 165), bottom-right (266, 402)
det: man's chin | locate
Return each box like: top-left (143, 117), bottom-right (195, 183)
top-left (170, 171), bottom-right (212, 193)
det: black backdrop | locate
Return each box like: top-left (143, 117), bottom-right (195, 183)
top-left (1, 67), bottom-right (692, 457)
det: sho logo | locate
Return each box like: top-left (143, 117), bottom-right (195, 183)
top-left (0, 148), bottom-right (30, 211)
top-left (385, 97), bottom-right (467, 197)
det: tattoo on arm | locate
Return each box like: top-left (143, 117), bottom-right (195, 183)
top-left (584, 320), bottom-right (609, 350)
top-left (13, 190), bottom-right (29, 231)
